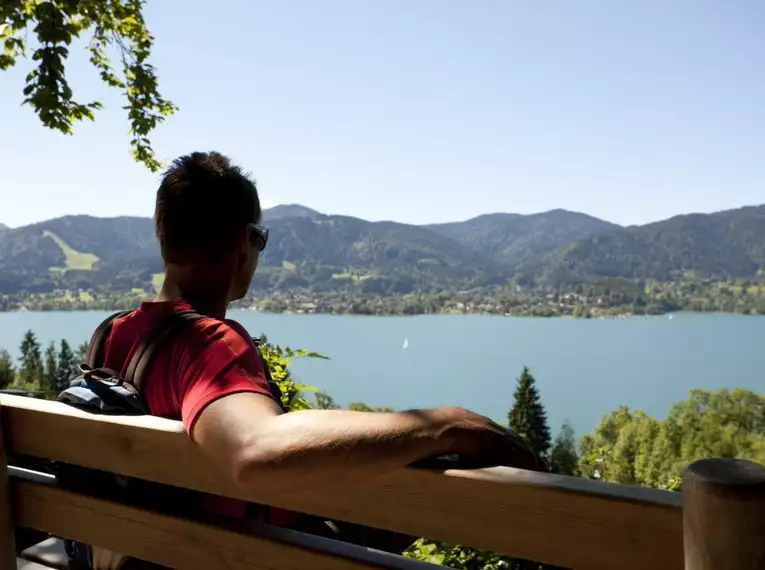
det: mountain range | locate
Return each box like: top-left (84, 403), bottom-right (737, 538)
top-left (1, 204), bottom-right (764, 296)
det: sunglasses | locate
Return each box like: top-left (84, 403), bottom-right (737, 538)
top-left (249, 223), bottom-right (269, 252)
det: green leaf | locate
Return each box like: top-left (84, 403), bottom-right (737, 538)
top-left (2, 0), bottom-right (175, 171)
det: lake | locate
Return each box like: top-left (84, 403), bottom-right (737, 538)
top-left (1, 310), bottom-right (764, 438)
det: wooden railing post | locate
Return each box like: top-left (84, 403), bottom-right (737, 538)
top-left (0, 405), bottom-right (16, 570)
top-left (683, 457), bottom-right (765, 569)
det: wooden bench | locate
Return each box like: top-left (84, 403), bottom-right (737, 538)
top-left (1, 394), bottom-right (764, 570)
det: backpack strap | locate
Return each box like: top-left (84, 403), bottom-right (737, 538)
top-left (123, 309), bottom-right (206, 393)
top-left (86, 310), bottom-right (133, 368)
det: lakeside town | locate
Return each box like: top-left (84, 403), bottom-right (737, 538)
top-left (4, 276), bottom-right (765, 318)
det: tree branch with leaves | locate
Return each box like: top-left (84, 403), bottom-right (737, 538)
top-left (1, 0), bottom-right (176, 171)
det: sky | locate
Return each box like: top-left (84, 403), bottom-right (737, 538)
top-left (0, 0), bottom-right (763, 228)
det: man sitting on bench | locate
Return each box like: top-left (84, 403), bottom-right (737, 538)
top-left (21, 151), bottom-right (543, 568)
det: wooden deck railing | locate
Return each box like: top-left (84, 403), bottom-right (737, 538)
top-left (1, 393), bottom-right (764, 570)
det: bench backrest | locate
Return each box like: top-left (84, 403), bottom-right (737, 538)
top-left (2, 394), bottom-right (760, 570)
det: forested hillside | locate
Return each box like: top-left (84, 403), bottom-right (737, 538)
top-left (1, 204), bottom-right (764, 295)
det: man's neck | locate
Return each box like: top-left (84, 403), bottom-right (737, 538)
top-left (158, 266), bottom-right (230, 320)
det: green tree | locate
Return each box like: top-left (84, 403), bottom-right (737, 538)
top-left (405, 539), bottom-right (512, 570)
top-left (572, 304), bottom-right (588, 318)
top-left (76, 341), bottom-right (89, 364)
top-left (508, 366), bottom-right (552, 458)
top-left (18, 330), bottom-right (43, 386)
top-left (0, 349), bottom-right (15, 389)
top-left (310, 393), bottom-right (395, 413)
top-left (0, 0), bottom-right (176, 170)
top-left (578, 389), bottom-right (765, 491)
top-left (256, 334), bottom-right (326, 411)
top-left (579, 406), bottom-right (660, 485)
top-left (42, 341), bottom-right (58, 391)
top-left (313, 390), bottom-right (340, 410)
top-left (55, 339), bottom-right (77, 391)
top-left (347, 401), bottom-right (395, 413)
top-left (549, 421), bottom-right (579, 476)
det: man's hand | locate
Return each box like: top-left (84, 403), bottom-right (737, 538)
top-left (437, 407), bottom-right (546, 471)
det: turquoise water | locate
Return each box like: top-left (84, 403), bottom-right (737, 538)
top-left (1, 310), bottom-right (764, 438)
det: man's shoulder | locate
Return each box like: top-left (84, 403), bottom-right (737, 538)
top-left (112, 302), bottom-right (256, 360)
top-left (222, 318), bottom-right (256, 346)
top-left (178, 314), bottom-right (257, 362)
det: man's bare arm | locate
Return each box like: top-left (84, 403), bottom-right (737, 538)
top-left (192, 392), bottom-right (471, 493)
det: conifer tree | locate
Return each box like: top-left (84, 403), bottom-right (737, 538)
top-left (550, 421), bottom-right (579, 476)
top-left (19, 330), bottom-right (43, 387)
top-left (508, 366), bottom-right (552, 458)
top-left (0, 350), bottom-right (15, 389)
top-left (55, 339), bottom-right (78, 392)
top-left (42, 341), bottom-right (58, 391)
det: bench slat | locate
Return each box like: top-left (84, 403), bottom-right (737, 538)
top-left (1, 395), bottom-right (683, 569)
top-left (12, 480), bottom-right (434, 570)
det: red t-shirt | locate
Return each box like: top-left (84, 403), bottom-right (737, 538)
top-left (101, 299), bottom-right (297, 525)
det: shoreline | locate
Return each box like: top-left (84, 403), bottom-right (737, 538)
top-left (4, 284), bottom-right (765, 318)
top-left (1, 305), bottom-right (760, 319)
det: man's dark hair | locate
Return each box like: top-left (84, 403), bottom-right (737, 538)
top-left (155, 151), bottom-right (261, 264)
